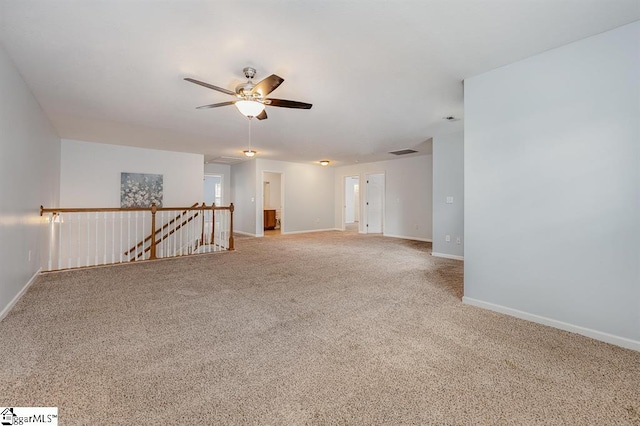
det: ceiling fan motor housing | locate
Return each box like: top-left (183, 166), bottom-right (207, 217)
top-left (237, 67), bottom-right (259, 97)
top-left (243, 67), bottom-right (257, 79)
top-left (235, 81), bottom-right (256, 96)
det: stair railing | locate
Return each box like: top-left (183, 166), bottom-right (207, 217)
top-left (39, 203), bottom-right (234, 272)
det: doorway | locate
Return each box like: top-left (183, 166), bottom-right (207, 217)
top-left (204, 174), bottom-right (223, 206)
top-left (344, 176), bottom-right (360, 233)
top-left (262, 171), bottom-right (283, 236)
top-left (365, 173), bottom-right (384, 234)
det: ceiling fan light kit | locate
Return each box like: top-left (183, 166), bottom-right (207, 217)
top-left (235, 100), bottom-right (265, 117)
top-left (243, 150), bottom-right (256, 158)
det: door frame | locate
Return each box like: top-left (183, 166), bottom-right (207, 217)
top-left (364, 172), bottom-right (385, 234)
top-left (203, 173), bottom-right (224, 206)
top-left (260, 170), bottom-right (284, 237)
top-left (342, 175), bottom-right (360, 231)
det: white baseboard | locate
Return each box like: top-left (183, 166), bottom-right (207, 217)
top-left (432, 252), bottom-right (464, 261)
top-left (383, 233), bottom-right (432, 243)
top-left (462, 296), bottom-right (640, 352)
top-left (0, 268), bottom-right (41, 322)
top-left (281, 228), bottom-right (341, 235)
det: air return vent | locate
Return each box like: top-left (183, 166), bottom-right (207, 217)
top-left (389, 149), bottom-right (418, 156)
top-left (209, 156), bottom-right (244, 164)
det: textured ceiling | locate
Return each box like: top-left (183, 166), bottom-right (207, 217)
top-left (1, 1), bottom-right (638, 165)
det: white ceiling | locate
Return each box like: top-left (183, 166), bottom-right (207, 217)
top-left (1, 1), bottom-right (638, 166)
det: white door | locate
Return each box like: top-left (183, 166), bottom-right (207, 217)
top-left (366, 173), bottom-right (384, 233)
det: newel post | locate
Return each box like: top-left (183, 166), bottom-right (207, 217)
top-left (150, 203), bottom-right (157, 260)
top-left (228, 203), bottom-right (235, 251)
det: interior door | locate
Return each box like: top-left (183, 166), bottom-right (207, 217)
top-left (366, 173), bottom-right (384, 233)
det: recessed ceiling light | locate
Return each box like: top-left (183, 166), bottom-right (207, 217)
top-left (320, 160), bottom-right (330, 166)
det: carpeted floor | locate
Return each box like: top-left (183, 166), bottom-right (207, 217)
top-left (1, 231), bottom-right (639, 425)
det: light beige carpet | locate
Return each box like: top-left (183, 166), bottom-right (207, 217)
top-left (1, 231), bottom-right (638, 425)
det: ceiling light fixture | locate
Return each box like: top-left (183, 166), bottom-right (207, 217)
top-left (235, 100), bottom-right (265, 118)
top-left (320, 160), bottom-right (330, 166)
top-left (243, 150), bottom-right (256, 158)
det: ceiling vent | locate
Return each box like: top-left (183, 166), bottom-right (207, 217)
top-left (389, 149), bottom-right (418, 156)
top-left (208, 156), bottom-right (244, 164)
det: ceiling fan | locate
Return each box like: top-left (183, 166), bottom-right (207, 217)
top-left (184, 67), bottom-right (312, 120)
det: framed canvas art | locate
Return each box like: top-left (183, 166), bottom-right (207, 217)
top-left (120, 173), bottom-right (163, 208)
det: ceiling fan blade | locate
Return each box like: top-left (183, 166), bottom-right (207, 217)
top-left (265, 98), bottom-right (312, 109)
top-left (251, 74), bottom-right (284, 97)
top-left (196, 101), bottom-right (236, 109)
top-left (256, 110), bottom-right (268, 120)
top-left (184, 78), bottom-right (236, 96)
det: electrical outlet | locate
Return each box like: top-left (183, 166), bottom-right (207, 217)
top-left (414, 224), bottom-right (419, 230)
top-left (446, 196), bottom-right (454, 204)
top-left (456, 237), bottom-right (461, 245)
top-left (445, 235), bottom-right (451, 242)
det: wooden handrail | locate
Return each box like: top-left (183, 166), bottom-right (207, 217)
top-left (40, 205), bottom-right (233, 214)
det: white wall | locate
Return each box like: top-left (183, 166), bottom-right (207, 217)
top-left (432, 132), bottom-right (464, 259)
top-left (464, 22), bottom-right (639, 350)
top-left (204, 163), bottom-right (231, 205)
top-left (256, 159), bottom-right (335, 236)
top-left (230, 160), bottom-right (257, 235)
top-left (335, 155), bottom-right (433, 241)
top-left (60, 140), bottom-right (204, 207)
top-left (0, 44), bottom-right (60, 318)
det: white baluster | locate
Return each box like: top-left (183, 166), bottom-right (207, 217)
top-left (48, 214), bottom-right (53, 271)
top-left (135, 211), bottom-right (139, 261)
top-left (119, 212), bottom-right (123, 263)
top-left (176, 211), bottom-right (184, 256)
top-left (127, 211), bottom-right (131, 262)
top-left (86, 212), bottom-right (91, 267)
top-left (154, 210), bottom-right (164, 259)
top-left (143, 211), bottom-right (147, 260)
top-left (191, 210), bottom-right (195, 254)
top-left (158, 211), bottom-right (162, 258)
top-left (94, 212), bottom-right (99, 266)
top-left (173, 210), bottom-right (177, 256)
top-left (67, 214), bottom-right (72, 269)
top-left (103, 212), bottom-right (107, 265)
top-left (205, 210), bottom-right (209, 252)
top-left (111, 211), bottom-right (115, 264)
top-left (77, 213), bottom-right (81, 267)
